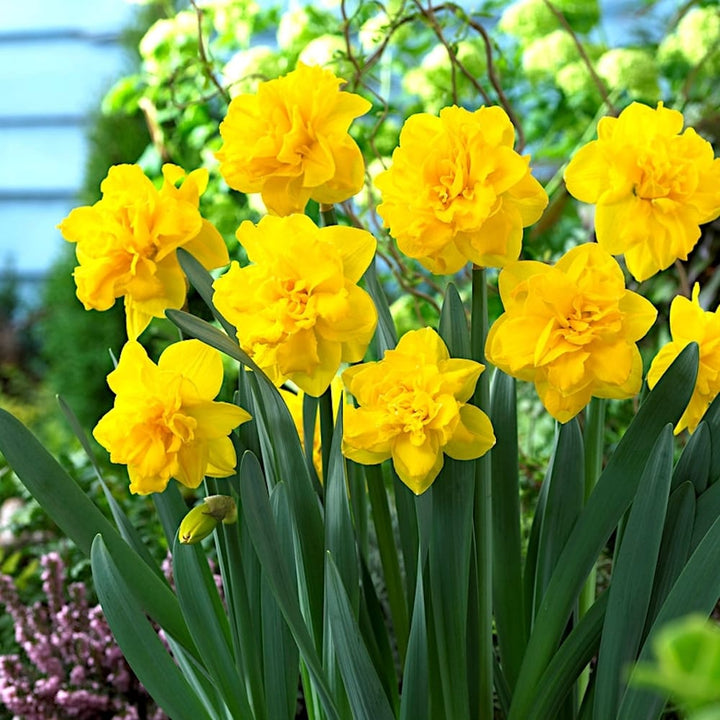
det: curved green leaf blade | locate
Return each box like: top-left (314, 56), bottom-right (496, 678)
top-left (593, 425), bottom-right (674, 720)
top-left (363, 258), bottom-right (398, 354)
top-left (672, 422), bottom-right (711, 493)
top-left (0, 409), bottom-right (198, 660)
top-left (325, 554), bottom-right (396, 720)
top-left (91, 535), bottom-right (213, 720)
top-left (509, 343), bottom-right (699, 720)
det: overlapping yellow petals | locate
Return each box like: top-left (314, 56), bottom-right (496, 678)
top-left (93, 340), bottom-right (251, 495)
top-left (374, 105), bottom-right (548, 274)
top-left (216, 62), bottom-right (371, 216)
top-left (58, 164), bottom-right (228, 339)
top-left (648, 284), bottom-right (720, 434)
top-left (486, 243), bottom-right (657, 423)
top-left (212, 215), bottom-right (377, 397)
top-left (564, 102), bottom-right (720, 282)
top-left (342, 327), bottom-right (495, 495)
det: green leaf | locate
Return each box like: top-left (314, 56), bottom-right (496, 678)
top-left (429, 458), bottom-right (475, 720)
top-left (700, 393), bottom-right (720, 483)
top-left (619, 510), bottom-right (720, 719)
top-left (173, 538), bottom-right (254, 719)
top-left (176, 248), bottom-right (237, 338)
top-left (0, 409), bottom-right (198, 660)
top-left (363, 258), bottom-right (398, 354)
top-left (490, 370), bottom-right (525, 691)
top-left (672, 422), bottom-right (711, 493)
top-left (325, 554), bottom-right (396, 720)
top-left (509, 343), bottom-right (699, 720)
top-left (90, 535), bottom-right (213, 720)
top-left (400, 554), bottom-right (429, 720)
top-left (692, 480), bottom-right (720, 552)
top-left (56, 395), bottom-right (162, 579)
top-left (526, 591), bottom-right (609, 720)
top-left (593, 424), bottom-right (674, 720)
top-left (533, 419), bottom-right (584, 614)
top-left (438, 283), bottom-right (470, 359)
top-left (238, 451), bottom-right (340, 720)
top-left (645, 481), bottom-right (696, 632)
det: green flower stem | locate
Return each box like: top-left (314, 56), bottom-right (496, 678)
top-left (319, 202), bottom-right (338, 227)
top-left (471, 266), bottom-right (493, 719)
top-left (319, 386), bottom-right (334, 486)
top-left (578, 397), bottom-right (606, 698)
top-left (365, 464), bottom-right (410, 663)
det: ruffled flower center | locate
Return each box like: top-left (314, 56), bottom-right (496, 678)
top-left (633, 146), bottom-right (696, 201)
top-left (277, 278), bottom-right (316, 330)
top-left (381, 383), bottom-right (442, 445)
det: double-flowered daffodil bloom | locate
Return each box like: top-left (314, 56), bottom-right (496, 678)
top-left (93, 340), bottom-right (250, 495)
top-left (342, 327), bottom-right (496, 495)
top-left (648, 284), bottom-right (720, 434)
top-left (215, 63), bottom-right (371, 216)
top-left (486, 243), bottom-right (657, 423)
top-left (58, 164), bottom-right (229, 339)
top-left (564, 102), bottom-right (720, 282)
top-left (212, 215), bottom-right (378, 397)
top-left (374, 105), bottom-right (548, 274)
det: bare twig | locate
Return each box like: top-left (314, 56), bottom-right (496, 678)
top-left (189, 0), bottom-right (231, 105)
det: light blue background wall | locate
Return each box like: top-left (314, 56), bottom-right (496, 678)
top-left (0, 1), bottom-right (135, 287)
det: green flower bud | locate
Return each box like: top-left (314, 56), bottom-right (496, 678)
top-left (179, 495), bottom-right (237, 544)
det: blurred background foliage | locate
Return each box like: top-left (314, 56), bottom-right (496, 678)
top-left (1, 0), bottom-right (719, 689)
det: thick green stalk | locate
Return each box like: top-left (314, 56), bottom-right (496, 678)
top-left (471, 267), bottom-right (493, 719)
top-left (319, 386), bottom-right (334, 486)
top-left (578, 398), bottom-right (605, 701)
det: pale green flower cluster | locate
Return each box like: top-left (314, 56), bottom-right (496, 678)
top-left (597, 48), bottom-right (660, 101)
top-left (222, 46), bottom-right (282, 98)
top-left (298, 35), bottom-right (353, 76)
top-left (402, 40), bottom-right (487, 112)
top-left (276, 6), bottom-right (337, 52)
top-left (521, 30), bottom-right (578, 78)
top-left (499, 0), bottom-right (599, 41)
top-left (659, 6), bottom-right (720, 68)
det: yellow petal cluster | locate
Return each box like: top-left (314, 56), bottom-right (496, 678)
top-left (342, 327), bottom-right (496, 495)
top-left (564, 102), bottom-right (720, 282)
top-left (93, 340), bottom-right (251, 495)
top-left (648, 284), bottom-right (720, 434)
top-left (374, 105), bottom-right (548, 274)
top-left (58, 164), bottom-right (229, 339)
top-left (212, 215), bottom-right (378, 397)
top-left (215, 62), bottom-right (371, 216)
top-left (486, 243), bottom-right (657, 423)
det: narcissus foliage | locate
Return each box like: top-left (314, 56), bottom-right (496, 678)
top-left (58, 164), bottom-right (228, 340)
top-left (564, 102), bottom-right (720, 282)
top-left (216, 62), bottom-right (371, 216)
top-left (342, 327), bottom-right (495, 495)
top-left (648, 284), bottom-right (720, 434)
top-left (486, 243), bottom-right (657, 423)
top-left (374, 105), bottom-right (548, 274)
top-left (212, 214), bottom-right (377, 397)
top-left (93, 340), bottom-right (250, 495)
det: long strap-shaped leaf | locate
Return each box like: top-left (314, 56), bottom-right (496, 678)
top-left (508, 343), bottom-right (699, 720)
top-left (0, 409), bottom-right (199, 661)
top-left (593, 425), bottom-right (674, 719)
top-left (90, 535), bottom-right (213, 720)
top-left (618, 510), bottom-right (720, 719)
top-left (325, 553), bottom-right (396, 720)
top-left (238, 450), bottom-right (340, 720)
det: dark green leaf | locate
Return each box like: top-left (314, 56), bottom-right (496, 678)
top-left (672, 422), bottom-right (711, 493)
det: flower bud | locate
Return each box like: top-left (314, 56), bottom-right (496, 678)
top-left (178, 495), bottom-right (237, 544)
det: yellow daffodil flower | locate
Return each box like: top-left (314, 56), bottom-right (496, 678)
top-left (58, 164), bottom-right (229, 339)
top-left (648, 284), bottom-right (720, 434)
top-left (212, 215), bottom-right (377, 397)
top-left (216, 62), bottom-right (371, 216)
top-left (374, 105), bottom-right (548, 274)
top-left (564, 102), bottom-right (720, 282)
top-left (486, 243), bottom-right (657, 423)
top-left (93, 340), bottom-right (250, 495)
top-left (342, 327), bottom-right (495, 495)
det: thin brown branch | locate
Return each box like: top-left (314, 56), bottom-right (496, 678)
top-left (189, 0), bottom-right (231, 105)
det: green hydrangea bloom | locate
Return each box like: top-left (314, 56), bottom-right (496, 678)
top-left (675, 6), bottom-right (720, 65)
top-left (596, 47), bottom-right (660, 101)
top-left (298, 35), bottom-right (354, 78)
top-left (276, 6), bottom-right (337, 52)
top-left (522, 30), bottom-right (578, 77)
top-left (499, 0), bottom-right (599, 41)
top-left (222, 46), bottom-right (283, 97)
